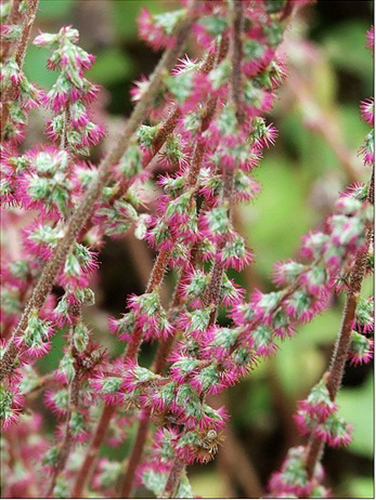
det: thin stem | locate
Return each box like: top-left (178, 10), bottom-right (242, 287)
top-left (118, 36), bottom-right (227, 495)
top-left (118, 295), bottom-right (180, 499)
top-left (209, 393), bottom-right (264, 497)
top-left (46, 312), bottom-right (82, 497)
top-left (71, 235), bottom-right (174, 498)
top-left (15, 0), bottom-right (39, 67)
top-left (203, 167), bottom-right (235, 325)
top-left (305, 435), bottom-right (324, 480)
top-left (70, 403), bottom-right (115, 498)
top-left (305, 172), bottom-right (374, 479)
top-left (0, 1), bottom-right (198, 382)
top-left (145, 107), bottom-right (182, 165)
top-left (0, 0), bottom-right (23, 63)
top-left (229, 0), bottom-right (244, 124)
top-left (163, 4), bottom-right (243, 492)
top-left (46, 410), bottom-right (74, 498)
top-left (160, 457), bottom-right (186, 499)
top-left (146, 248), bottom-right (172, 295)
top-left (1, 0), bottom-right (40, 140)
top-left (119, 411), bottom-right (151, 498)
top-left (110, 34), bottom-right (226, 205)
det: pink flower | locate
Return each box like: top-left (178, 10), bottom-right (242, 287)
top-left (360, 97), bottom-right (374, 126)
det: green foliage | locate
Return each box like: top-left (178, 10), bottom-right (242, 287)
top-left (336, 374), bottom-right (374, 457)
top-left (38, 0), bottom-right (74, 19)
top-left (323, 21), bottom-right (373, 89)
top-left (87, 49), bottom-right (134, 85)
top-left (241, 156), bottom-right (314, 278)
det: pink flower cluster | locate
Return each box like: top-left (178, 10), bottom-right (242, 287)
top-left (295, 378), bottom-right (353, 447)
top-left (34, 26), bottom-right (104, 155)
top-left (0, 0), bottom-right (373, 497)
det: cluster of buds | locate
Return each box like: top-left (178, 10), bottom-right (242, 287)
top-left (295, 377), bottom-right (353, 448)
top-left (110, 291), bottom-right (173, 343)
top-left (268, 446), bottom-right (329, 498)
top-left (34, 26), bottom-right (104, 155)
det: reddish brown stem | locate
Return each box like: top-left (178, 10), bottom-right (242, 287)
top-left (110, 35), bottom-right (225, 206)
top-left (70, 403), bottom-right (115, 498)
top-left (146, 248), bottom-right (172, 295)
top-left (119, 411), bottom-right (151, 498)
top-left (117, 37), bottom-right (227, 495)
top-left (162, 11), bottom-right (242, 493)
top-left (118, 302), bottom-right (180, 499)
top-left (230, 0), bottom-right (245, 124)
top-left (305, 173), bottom-right (374, 479)
top-left (0, 0), bottom-right (22, 63)
top-left (71, 243), bottom-right (173, 498)
top-left (1, 0), bottom-right (40, 140)
top-left (203, 167), bottom-right (235, 324)
top-left (161, 457), bottom-right (186, 499)
top-left (305, 435), bottom-right (324, 480)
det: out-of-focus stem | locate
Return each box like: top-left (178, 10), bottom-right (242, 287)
top-left (289, 75), bottom-right (361, 184)
top-left (160, 457), bottom-right (186, 499)
top-left (0, 0), bottom-right (22, 62)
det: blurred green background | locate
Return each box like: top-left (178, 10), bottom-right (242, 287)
top-left (23, 1), bottom-right (374, 498)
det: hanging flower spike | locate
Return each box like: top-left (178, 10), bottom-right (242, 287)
top-left (34, 26), bottom-right (104, 156)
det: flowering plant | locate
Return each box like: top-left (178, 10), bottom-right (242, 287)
top-left (0, 0), bottom-right (373, 498)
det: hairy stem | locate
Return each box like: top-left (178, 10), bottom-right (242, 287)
top-left (163, 3), bottom-right (243, 493)
top-left (70, 403), bottom-right (115, 498)
top-left (110, 35), bottom-right (226, 205)
top-left (229, 0), bottom-right (244, 123)
top-left (1, 0), bottom-right (40, 139)
top-left (118, 410), bottom-right (151, 498)
top-left (0, 0), bottom-right (22, 62)
top-left (305, 171), bottom-right (374, 479)
top-left (71, 244), bottom-right (172, 497)
top-left (47, 313), bottom-right (82, 497)
top-left (118, 36), bottom-right (228, 495)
